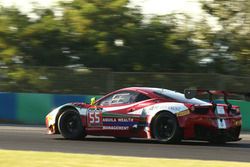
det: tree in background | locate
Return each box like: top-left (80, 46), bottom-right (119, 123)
top-left (201, 0), bottom-right (250, 75)
top-left (0, 7), bottom-right (51, 91)
top-left (0, 0), bottom-right (249, 93)
top-left (0, 0), bottom-right (206, 72)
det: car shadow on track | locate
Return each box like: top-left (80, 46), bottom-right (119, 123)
top-left (53, 135), bottom-right (250, 149)
top-left (180, 141), bottom-right (250, 148)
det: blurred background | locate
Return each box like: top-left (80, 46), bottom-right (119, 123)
top-left (0, 0), bottom-right (250, 95)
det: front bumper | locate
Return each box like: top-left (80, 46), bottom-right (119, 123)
top-left (45, 115), bottom-right (57, 134)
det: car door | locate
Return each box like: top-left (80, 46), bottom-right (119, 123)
top-left (86, 90), bottom-right (149, 134)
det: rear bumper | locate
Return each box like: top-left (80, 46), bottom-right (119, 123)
top-left (194, 125), bottom-right (241, 142)
top-left (181, 115), bottom-right (242, 142)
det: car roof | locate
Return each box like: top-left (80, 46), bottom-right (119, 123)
top-left (117, 87), bottom-right (167, 98)
top-left (119, 87), bottom-right (167, 93)
top-left (96, 87), bottom-right (158, 102)
top-left (118, 87), bottom-right (209, 105)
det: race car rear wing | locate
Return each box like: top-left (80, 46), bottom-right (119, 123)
top-left (184, 89), bottom-right (231, 105)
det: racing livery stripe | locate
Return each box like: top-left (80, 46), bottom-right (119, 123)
top-left (102, 104), bottom-right (137, 112)
top-left (102, 112), bottom-right (141, 118)
top-left (103, 122), bottom-right (137, 126)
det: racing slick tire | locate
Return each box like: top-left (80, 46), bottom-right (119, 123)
top-left (58, 109), bottom-right (86, 140)
top-left (152, 112), bottom-right (182, 143)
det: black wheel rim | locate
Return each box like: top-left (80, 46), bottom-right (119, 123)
top-left (63, 113), bottom-right (80, 133)
top-left (155, 116), bottom-right (176, 140)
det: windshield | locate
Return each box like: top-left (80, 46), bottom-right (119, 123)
top-left (151, 88), bottom-right (209, 105)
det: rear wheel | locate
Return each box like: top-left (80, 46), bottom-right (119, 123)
top-left (58, 109), bottom-right (86, 140)
top-left (152, 112), bottom-right (182, 143)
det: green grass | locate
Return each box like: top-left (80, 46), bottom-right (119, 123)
top-left (0, 149), bottom-right (250, 167)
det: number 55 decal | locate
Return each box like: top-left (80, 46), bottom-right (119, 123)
top-left (87, 108), bottom-right (103, 127)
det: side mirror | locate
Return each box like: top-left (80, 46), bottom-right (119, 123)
top-left (184, 89), bottom-right (197, 99)
top-left (90, 97), bottom-right (96, 105)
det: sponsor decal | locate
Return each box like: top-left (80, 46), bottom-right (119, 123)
top-left (103, 118), bottom-right (134, 122)
top-left (103, 126), bottom-right (129, 130)
top-left (176, 110), bottom-right (190, 117)
top-left (168, 106), bottom-right (183, 111)
top-left (147, 103), bottom-right (188, 113)
top-left (103, 118), bottom-right (116, 122)
top-left (118, 118), bottom-right (134, 122)
top-left (102, 117), bottom-right (136, 126)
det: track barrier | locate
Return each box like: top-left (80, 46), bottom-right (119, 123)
top-left (0, 92), bottom-right (249, 131)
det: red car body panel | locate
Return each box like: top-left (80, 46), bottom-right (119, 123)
top-left (45, 87), bottom-right (242, 142)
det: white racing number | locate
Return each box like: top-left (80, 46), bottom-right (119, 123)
top-left (89, 112), bottom-right (100, 124)
top-left (217, 119), bottom-right (227, 129)
top-left (87, 108), bottom-right (102, 127)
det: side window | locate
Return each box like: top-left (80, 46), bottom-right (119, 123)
top-left (99, 91), bottom-right (137, 106)
top-left (97, 91), bottom-right (150, 106)
top-left (134, 93), bottom-right (150, 102)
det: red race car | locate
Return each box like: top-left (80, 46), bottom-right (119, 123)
top-left (45, 87), bottom-right (241, 143)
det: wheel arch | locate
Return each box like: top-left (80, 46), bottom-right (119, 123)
top-left (149, 110), bottom-right (178, 138)
top-left (55, 105), bottom-right (80, 134)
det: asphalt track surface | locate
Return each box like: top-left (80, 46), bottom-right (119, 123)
top-left (1, 125), bottom-right (250, 162)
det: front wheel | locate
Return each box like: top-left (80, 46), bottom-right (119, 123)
top-left (58, 109), bottom-right (86, 140)
top-left (152, 112), bottom-right (182, 143)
